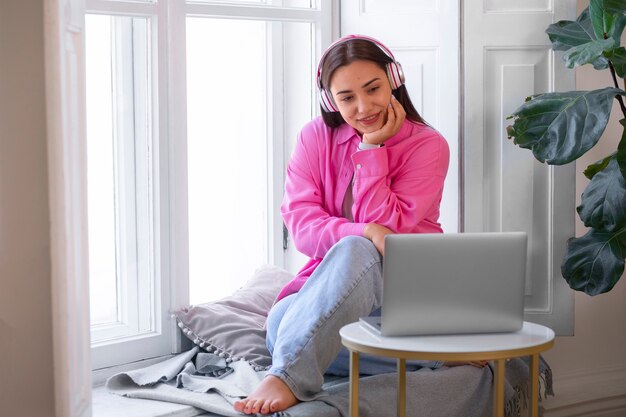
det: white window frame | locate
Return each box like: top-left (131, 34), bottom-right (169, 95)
top-left (85, 1), bottom-right (169, 371)
top-left (86, 14), bottom-right (155, 344)
top-left (83, 0), bottom-right (336, 372)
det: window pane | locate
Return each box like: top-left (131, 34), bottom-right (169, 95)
top-left (186, 18), bottom-right (268, 304)
top-left (282, 0), bottom-right (315, 7)
top-left (86, 14), bottom-right (118, 325)
top-left (86, 14), bottom-right (154, 338)
top-left (187, 0), bottom-right (315, 8)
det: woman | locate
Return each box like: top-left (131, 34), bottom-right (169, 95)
top-left (234, 35), bottom-right (468, 416)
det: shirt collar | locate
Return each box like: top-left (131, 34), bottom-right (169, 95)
top-left (335, 122), bottom-right (359, 144)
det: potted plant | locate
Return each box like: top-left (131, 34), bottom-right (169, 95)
top-left (506, 0), bottom-right (626, 296)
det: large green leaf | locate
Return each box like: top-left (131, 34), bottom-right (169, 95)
top-left (604, 46), bottom-right (626, 77)
top-left (547, 10), bottom-right (597, 50)
top-left (584, 153), bottom-right (615, 179)
top-left (609, 14), bottom-right (626, 46)
top-left (604, 0), bottom-right (626, 14)
top-left (618, 149), bottom-right (626, 181)
top-left (591, 0), bottom-right (617, 39)
top-left (506, 88), bottom-right (624, 165)
top-left (564, 38), bottom-right (615, 68)
top-left (578, 156), bottom-right (626, 231)
top-left (562, 227), bottom-right (626, 295)
top-left (590, 0), bottom-right (626, 44)
top-left (547, 8), bottom-right (610, 69)
top-left (618, 119), bottom-right (626, 181)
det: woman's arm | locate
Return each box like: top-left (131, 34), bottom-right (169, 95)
top-left (281, 126), bottom-right (365, 260)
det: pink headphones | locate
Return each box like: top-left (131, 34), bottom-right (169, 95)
top-left (316, 34), bottom-right (406, 113)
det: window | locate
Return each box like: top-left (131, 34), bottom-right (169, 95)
top-left (86, 13), bottom-right (155, 345)
top-left (186, 18), bottom-right (318, 303)
top-left (85, 0), bottom-right (333, 370)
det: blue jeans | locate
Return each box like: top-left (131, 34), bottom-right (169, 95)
top-left (265, 236), bottom-right (441, 401)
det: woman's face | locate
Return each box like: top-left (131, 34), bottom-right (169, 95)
top-left (329, 59), bottom-right (393, 135)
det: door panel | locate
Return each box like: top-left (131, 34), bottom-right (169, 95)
top-left (464, 1), bottom-right (577, 334)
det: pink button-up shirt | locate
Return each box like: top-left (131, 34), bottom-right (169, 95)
top-left (277, 116), bottom-right (450, 301)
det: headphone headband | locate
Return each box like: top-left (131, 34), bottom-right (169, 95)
top-left (316, 35), bottom-right (405, 113)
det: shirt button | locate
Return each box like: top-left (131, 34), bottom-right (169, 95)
top-left (356, 164), bottom-right (362, 169)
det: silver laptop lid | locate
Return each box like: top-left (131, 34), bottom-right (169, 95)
top-left (380, 232), bottom-right (527, 336)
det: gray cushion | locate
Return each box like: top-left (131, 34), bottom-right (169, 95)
top-left (173, 265), bottom-right (293, 370)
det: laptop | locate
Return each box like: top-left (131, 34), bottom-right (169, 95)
top-left (360, 232), bottom-right (527, 336)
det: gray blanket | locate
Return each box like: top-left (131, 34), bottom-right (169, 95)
top-left (107, 347), bottom-right (552, 417)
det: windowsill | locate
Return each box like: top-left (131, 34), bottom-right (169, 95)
top-left (92, 346), bottom-right (219, 417)
top-left (92, 354), bottom-right (177, 387)
top-left (92, 385), bottom-right (218, 417)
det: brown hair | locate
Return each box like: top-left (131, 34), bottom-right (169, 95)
top-left (319, 38), bottom-right (426, 128)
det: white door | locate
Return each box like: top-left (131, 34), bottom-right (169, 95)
top-left (341, 0), bottom-right (460, 234)
top-left (342, 0), bottom-right (577, 335)
top-left (464, 0), bottom-right (576, 335)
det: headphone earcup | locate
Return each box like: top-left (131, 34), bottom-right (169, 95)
top-left (319, 88), bottom-right (338, 113)
top-left (386, 61), bottom-right (405, 90)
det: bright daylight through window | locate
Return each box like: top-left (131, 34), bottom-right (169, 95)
top-left (186, 18), bottom-right (314, 304)
top-left (86, 14), bottom-right (154, 345)
top-left (85, 0), bottom-right (323, 369)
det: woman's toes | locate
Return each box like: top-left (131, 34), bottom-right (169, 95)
top-left (243, 400), bottom-right (255, 414)
top-left (234, 399), bottom-right (248, 413)
top-left (260, 400), bottom-right (272, 414)
top-left (270, 398), bottom-right (282, 412)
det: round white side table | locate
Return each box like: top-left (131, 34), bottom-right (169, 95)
top-left (339, 321), bottom-right (555, 417)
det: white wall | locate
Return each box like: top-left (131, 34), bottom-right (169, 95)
top-left (541, 2), bottom-right (626, 415)
top-left (0, 1), bottom-right (56, 416)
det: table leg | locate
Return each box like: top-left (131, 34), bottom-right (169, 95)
top-left (530, 354), bottom-right (539, 417)
top-left (397, 358), bottom-right (406, 417)
top-left (493, 359), bottom-right (505, 417)
top-left (349, 350), bottom-right (360, 417)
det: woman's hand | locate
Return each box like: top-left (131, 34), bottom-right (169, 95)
top-left (363, 223), bottom-right (394, 256)
top-left (361, 96), bottom-right (406, 146)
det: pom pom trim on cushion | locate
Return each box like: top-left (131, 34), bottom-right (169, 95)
top-left (175, 320), bottom-right (272, 371)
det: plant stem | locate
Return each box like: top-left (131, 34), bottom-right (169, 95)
top-left (609, 61), bottom-right (626, 118)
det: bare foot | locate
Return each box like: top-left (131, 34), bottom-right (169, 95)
top-left (233, 375), bottom-right (300, 415)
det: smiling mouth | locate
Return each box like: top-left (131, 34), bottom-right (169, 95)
top-left (358, 113), bottom-right (380, 125)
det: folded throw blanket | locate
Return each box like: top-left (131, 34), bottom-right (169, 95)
top-left (107, 347), bottom-right (552, 417)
